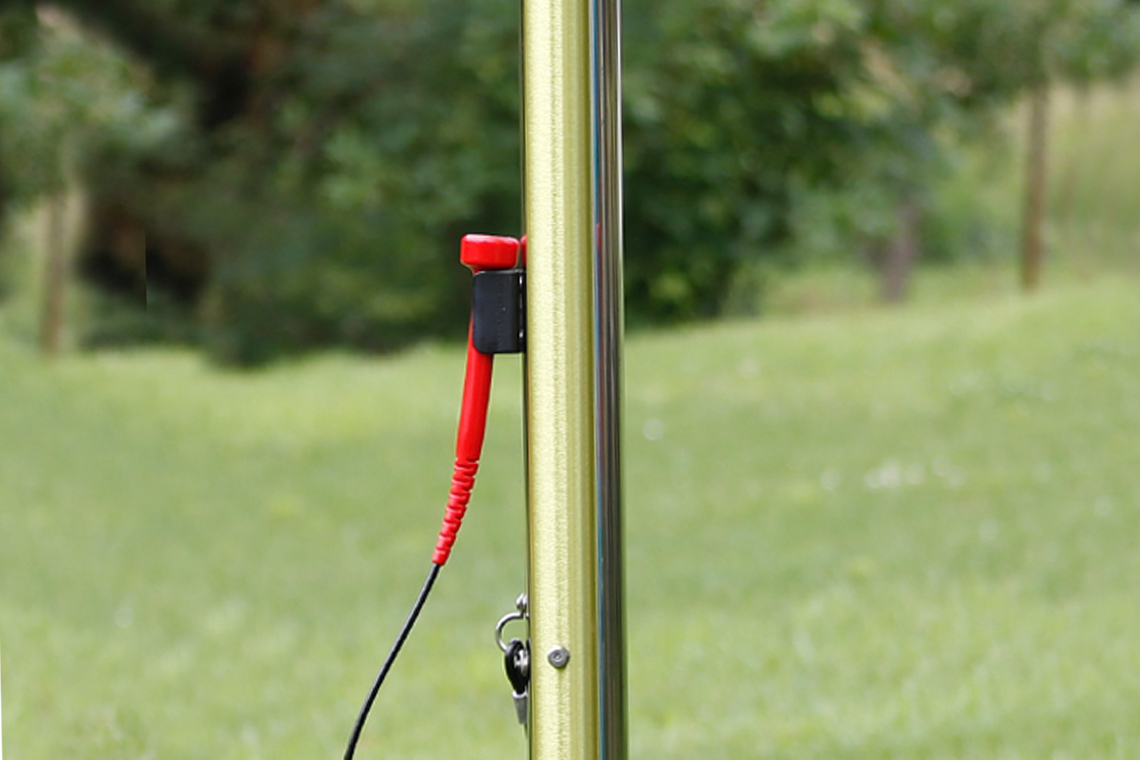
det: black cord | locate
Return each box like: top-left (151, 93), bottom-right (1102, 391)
top-left (344, 562), bottom-right (442, 760)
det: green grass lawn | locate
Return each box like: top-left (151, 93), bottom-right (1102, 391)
top-left (2, 275), bottom-right (1140, 759)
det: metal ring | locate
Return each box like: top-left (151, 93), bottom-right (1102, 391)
top-left (495, 610), bottom-right (527, 653)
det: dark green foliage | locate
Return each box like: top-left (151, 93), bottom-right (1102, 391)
top-left (0, 0), bottom-right (1138, 360)
top-left (622, 0), bottom-right (861, 321)
top-left (70, 0), bottom-right (525, 363)
top-left (619, 0), bottom-right (1140, 319)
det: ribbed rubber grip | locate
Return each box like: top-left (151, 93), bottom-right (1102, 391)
top-left (432, 458), bottom-right (479, 565)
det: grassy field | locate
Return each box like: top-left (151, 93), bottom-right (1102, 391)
top-left (0, 79), bottom-right (1136, 760)
top-left (1, 273), bottom-right (1140, 759)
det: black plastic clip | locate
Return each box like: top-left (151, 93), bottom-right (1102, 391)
top-left (472, 269), bottom-right (526, 354)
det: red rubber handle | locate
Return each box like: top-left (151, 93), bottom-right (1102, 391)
top-left (432, 235), bottom-right (520, 566)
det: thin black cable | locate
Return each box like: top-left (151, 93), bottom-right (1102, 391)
top-left (344, 562), bottom-right (442, 760)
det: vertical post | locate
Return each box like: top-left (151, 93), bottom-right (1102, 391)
top-left (524, 0), bottom-right (625, 757)
top-left (523, 0), bottom-right (598, 758)
top-left (1021, 84), bottom-right (1049, 292)
top-left (41, 194), bottom-right (68, 357)
top-left (880, 198), bottom-right (920, 304)
top-left (592, 1), bottom-right (626, 758)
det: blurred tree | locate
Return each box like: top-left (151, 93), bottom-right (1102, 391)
top-left (621, 0), bottom-right (867, 320)
top-left (765, 0), bottom-right (1140, 301)
top-left (42, 0), bottom-right (526, 363)
top-left (0, 3), bottom-right (159, 348)
top-left (1003, 0), bottom-right (1140, 291)
top-left (0, 0), bottom-right (1137, 359)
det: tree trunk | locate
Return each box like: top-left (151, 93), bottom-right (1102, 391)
top-left (881, 198), bottom-right (920, 303)
top-left (1021, 85), bottom-right (1050, 292)
top-left (1056, 84), bottom-right (1087, 224)
top-left (41, 195), bottom-right (68, 357)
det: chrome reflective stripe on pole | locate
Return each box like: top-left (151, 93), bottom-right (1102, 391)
top-left (592, 0), bottom-right (626, 759)
top-left (523, 1), bottom-right (599, 760)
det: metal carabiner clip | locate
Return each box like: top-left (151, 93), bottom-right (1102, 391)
top-left (494, 593), bottom-right (529, 653)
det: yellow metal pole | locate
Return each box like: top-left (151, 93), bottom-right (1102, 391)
top-left (523, 0), bottom-right (599, 758)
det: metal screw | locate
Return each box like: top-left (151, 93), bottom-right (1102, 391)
top-left (516, 593), bottom-right (529, 615)
top-left (547, 647), bottom-right (570, 669)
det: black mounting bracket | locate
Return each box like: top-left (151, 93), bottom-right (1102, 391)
top-left (472, 269), bottom-right (526, 355)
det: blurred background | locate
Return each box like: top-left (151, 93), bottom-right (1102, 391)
top-left (1, 0), bottom-right (1139, 758)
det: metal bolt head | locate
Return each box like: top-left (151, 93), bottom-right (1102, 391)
top-left (547, 647), bottom-right (571, 669)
